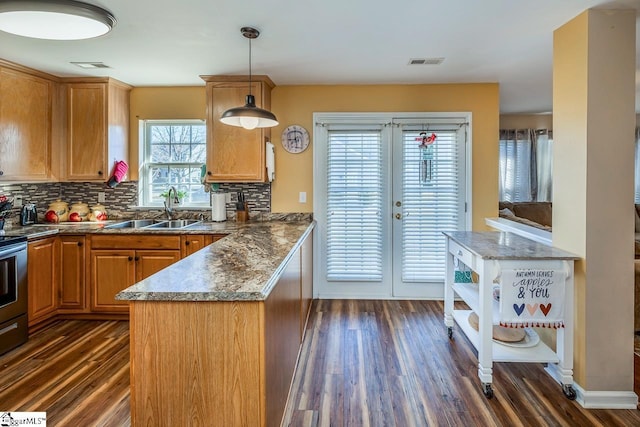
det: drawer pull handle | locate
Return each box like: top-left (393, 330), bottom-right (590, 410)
top-left (457, 250), bottom-right (463, 256)
top-left (0, 322), bottom-right (18, 336)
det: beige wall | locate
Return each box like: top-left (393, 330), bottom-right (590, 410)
top-left (500, 114), bottom-right (553, 130)
top-left (271, 84), bottom-right (500, 230)
top-left (127, 84), bottom-right (499, 230)
top-left (128, 87), bottom-right (206, 180)
top-left (554, 9), bottom-right (636, 392)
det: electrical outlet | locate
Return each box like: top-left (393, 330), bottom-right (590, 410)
top-left (14, 195), bottom-right (23, 207)
top-left (299, 192), bottom-right (307, 203)
top-left (97, 192), bottom-right (106, 203)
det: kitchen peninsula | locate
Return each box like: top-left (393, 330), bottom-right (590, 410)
top-left (116, 221), bottom-right (314, 427)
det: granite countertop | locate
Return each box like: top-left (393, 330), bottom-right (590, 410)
top-left (443, 231), bottom-right (579, 260)
top-left (116, 221), bottom-right (315, 302)
top-left (0, 220), bottom-right (238, 239)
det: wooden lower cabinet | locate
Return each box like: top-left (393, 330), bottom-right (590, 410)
top-left (300, 232), bottom-right (313, 340)
top-left (90, 234), bottom-right (182, 313)
top-left (90, 248), bottom-right (180, 312)
top-left (27, 237), bottom-right (58, 327)
top-left (136, 250), bottom-right (181, 281)
top-left (129, 232), bottom-right (312, 427)
top-left (91, 250), bottom-right (136, 312)
top-left (181, 235), bottom-right (205, 257)
top-left (59, 235), bottom-right (86, 312)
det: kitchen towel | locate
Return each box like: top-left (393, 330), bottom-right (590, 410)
top-left (498, 267), bottom-right (567, 328)
top-left (107, 160), bottom-right (128, 188)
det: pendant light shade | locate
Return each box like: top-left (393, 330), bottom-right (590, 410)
top-left (220, 27), bottom-right (278, 130)
top-left (220, 94), bottom-right (278, 129)
top-left (0, 0), bottom-right (116, 40)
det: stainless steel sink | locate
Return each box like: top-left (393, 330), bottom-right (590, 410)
top-left (145, 219), bottom-right (202, 229)
top-left (105, 219), bottom-right (158, 229)
top-left (105, 219), bottom-right (202, 229)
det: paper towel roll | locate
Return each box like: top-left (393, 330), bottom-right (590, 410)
top-left (211, 193), bottom-right (226, 222)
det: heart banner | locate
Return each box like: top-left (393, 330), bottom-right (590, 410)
top-left (498, 268), bottom-right (566, 328)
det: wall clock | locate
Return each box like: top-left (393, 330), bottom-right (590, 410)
top-left (281, 125), bottom-right (310, 154)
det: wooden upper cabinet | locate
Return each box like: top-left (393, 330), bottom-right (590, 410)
top-left (201, 75), bottom-right (274, 182)
top-left (65, 78), bottom-right (131, 181)
top-left (0, 65), bottom-right (53, 181)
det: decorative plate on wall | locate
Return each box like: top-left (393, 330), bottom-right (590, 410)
top-left (281, 125), bottom-right (310, 154)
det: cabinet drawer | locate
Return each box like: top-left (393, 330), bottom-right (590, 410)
top-left (448, 240), bottom-right (475, 270)
top-left (91, 234), bottom-right (181, 250)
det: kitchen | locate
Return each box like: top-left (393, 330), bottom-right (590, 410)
top-left (0, 0), bottom-right (639, 426)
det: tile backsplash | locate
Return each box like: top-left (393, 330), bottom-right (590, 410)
top-left (0, 181), bottom-right (272, 226)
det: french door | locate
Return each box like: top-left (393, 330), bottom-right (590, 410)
top-left (314, 113), bottom-right (470, 299)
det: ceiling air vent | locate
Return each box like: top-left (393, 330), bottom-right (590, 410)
top-left (70, 62), bottom-right (111, 69)
top-left (408, 57), bottom-right (444, 65)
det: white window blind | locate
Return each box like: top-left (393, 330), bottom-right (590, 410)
top-left (326, 130), bottom-right (383, 281)
top-left (401, 128), bottom-right (464, 282)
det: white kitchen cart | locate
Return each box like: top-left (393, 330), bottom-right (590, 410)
top-left (443, 231), bottom-right (580, 399)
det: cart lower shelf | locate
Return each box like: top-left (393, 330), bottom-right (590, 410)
top-left (451, 310), bottom-right (560, 363)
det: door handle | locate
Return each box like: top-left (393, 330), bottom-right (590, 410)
top-left (395, 213), bottom-right (401, 220)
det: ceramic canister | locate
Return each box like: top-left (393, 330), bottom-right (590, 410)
top-left (88, 203), bottom-right (108, 222)
top-left (69, 202), bottom-right (90, 222)
top-left (46, 199), bottom-right (69, 222)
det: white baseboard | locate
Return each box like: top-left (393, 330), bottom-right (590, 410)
top-left (545, 364), bottom-right (638, 409)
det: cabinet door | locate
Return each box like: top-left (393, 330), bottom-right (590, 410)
top-left (67, 83), bottom-right (107, 180)
top-left (27, 237), bottom-right (58, 326)
top-left (181, 235), bottom-right (205, 258)
top-left (59, 235), bottom-right (86, 312)
top-left (136, 250), bottom-right (181, 282)
top-left (91, 249), bottom-right (135, 312)
top-left (206, 81), bottom-right (267, 182)
top-left (300, 232), bottom-right (313, 340)
top-left (0, 67), bottom-right (52, 180)
top-left (204, 234), bottom-right (225, 245)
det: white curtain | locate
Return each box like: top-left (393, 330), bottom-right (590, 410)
top-left (499, 129), bottom-right (534, 202)
top-left (499, 129), bottom-right (553, 202)
top-left (635, 128), bottom-right (640, 203)
top-left (536, 130), bottom-right (553, 202)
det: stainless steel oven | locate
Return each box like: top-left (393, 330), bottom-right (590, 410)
top-left (0, 236), bottom-right (28, 355)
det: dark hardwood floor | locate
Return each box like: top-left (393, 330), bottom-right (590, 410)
top-left (1, 301), bottom-right (638, 426)
top-left (0, 320), bottom-right (130, 427)
top-left (283, 300), bottom-right (640, 426)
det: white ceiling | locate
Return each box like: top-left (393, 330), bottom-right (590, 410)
top-left (0, 0), bottom-right (638, 113)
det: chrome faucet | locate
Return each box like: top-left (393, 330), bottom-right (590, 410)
top-left (163, 186), bottom-right (180, 220)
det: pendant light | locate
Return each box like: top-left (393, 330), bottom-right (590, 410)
top-left (220, 27), bottom-right (278, 130)
top-left (0, 0), bottom-right (116, 40)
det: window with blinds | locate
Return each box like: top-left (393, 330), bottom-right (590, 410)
top-left (326, 131), bottom-right (383, 281)
top-left (400, 128), bottom-right (464, 282)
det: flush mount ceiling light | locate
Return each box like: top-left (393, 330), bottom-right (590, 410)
top-left (0, 0), bottom-right (116, 40)
top-left (220, 27), bottom-right (278, 130)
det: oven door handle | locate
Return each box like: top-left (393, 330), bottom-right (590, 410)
top-left (0, 321), bottom-right (18, 336)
